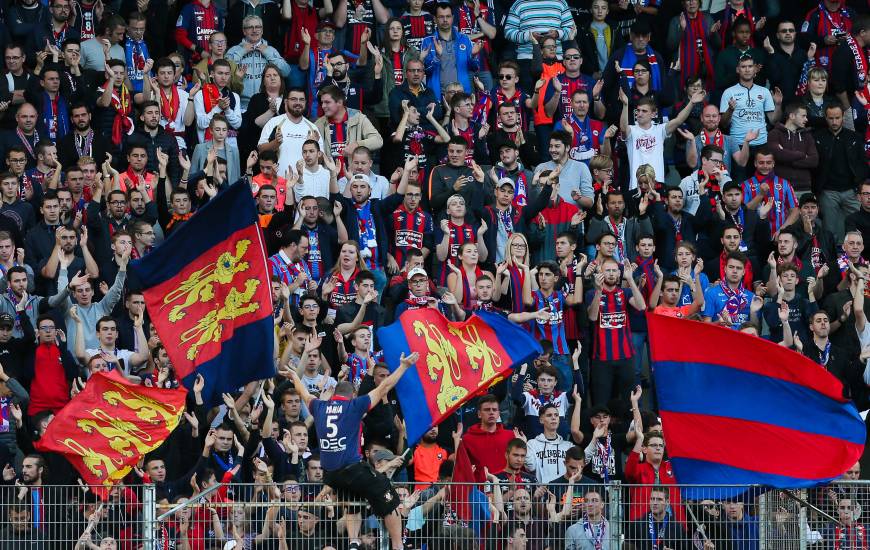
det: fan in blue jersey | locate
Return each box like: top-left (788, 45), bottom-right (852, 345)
top-left (702, 251), bottom-right (762, 329)
top-left (287, 351), bottom-right (419, 550)
top-left (530, 260), bottom-right (585, 393)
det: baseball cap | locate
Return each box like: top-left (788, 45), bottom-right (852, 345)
top-left (722, 181), bottom-right (741, 194)
top-left (372, 449), bottom-right (398, 463)
top-left (0, 313), bottom-right (14, 329)
top-left (408, 267), bottom-right (428, 280)
top-left (350, 173), bottom-right (371, 186)
top-left (630, 19), bottom-right (652, 36)
top-left (799, 193), bottom-right (819, 207)
top-left (317, 19), bottom-right (337, 31)
top-left (498, 140), bottom-right (519, 151)
top-left (497, 177), bottom-right (515, 189)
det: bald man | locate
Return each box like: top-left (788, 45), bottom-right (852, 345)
top-left (0, 103), bottom-right (45, 170)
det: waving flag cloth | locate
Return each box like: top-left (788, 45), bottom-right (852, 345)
top-left (35, 370), bottom-right (187, 489)
top-left (377, 308), bottom-right (542, 446)
top-left (129, 180), bottom-right (275, 404)
top-left (648, 313), bottom-right (865, 499)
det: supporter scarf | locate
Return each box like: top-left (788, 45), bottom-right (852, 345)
top-left (838, 253), bottom-right (867, 276)
top-left (843, 34), bottom-right (868, 88)
top-left (355, 201), bottom-right (378, 269)
top-left (584, 516), bottom-right (607, 550)
top-left (834, 524), bottom-right (866, 550)
top-left (636, 256), bottom-right (656, 300)
top-left (160, 86), bottom-right (181, 132)
top-left (495, 88), bottom-right (525, 129)
top-left (720, 4), bottom-right (756, 46)
top-left (459, 265), bottom-right (482, 308)
top-left (497, 166), bottom-right (528, 208)
top-left (51, 23), bottom-right (69, 50)
top-left (669, 213), bottom-right (683, 243)
top-left (648, 512), bottom-right (669, 549)
top-left (42, 92), bottom-right (69, 141)
top-left (74, 130), bottom-right (94, 158)
top-left (329, 112), bottom-right (349, 177)
top-left (607, 216), bottom-right (626, 261)
top-left (701, 129), bottom-right (725, 149)
top-left (681, 11), bottom-right (715, 89)
top-left (719, 279), bottom-right (748, 319)
top-left (497, 207), bottom-right (514, 235)
top-left (389, 48), bottom-right (405, 85)
top-left (795, 58), bottom-right (815, 97)
top-left (16, 128), bottom-right (38, 159)
top-left (620, 46), bottom-right (662, 91)
top-left (202, 84), bottom-right (235, 141)
top-left (472, 91), bottom-right (493, 125)
top-left (404, 295), bottom-right (430, 308)
top-left (814, 3), bottom-right (852, 68)
top-left (569, 115), bottom-right (599, 159)
top-left (859, 86), bottom-right (870, 160)
top-left (165, 212), bottom-right (193, 230)
top-left (107, 83), bottom-right (132, 146)
top-left (597, 432), bottom-right (612, 482)
top-left (720, 251), bottom-right (754, 287)
top-left (124, 36), bottom-right (149, 86)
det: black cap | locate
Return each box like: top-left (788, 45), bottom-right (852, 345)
top-left (799, 193), bottom-right (819, 207)
top-left (497, 139), bottom-right (519, 151)
top-left (722, 181), bottom-right (741, 194)
top-left (0, 313), bottom-right (14, 329)
top-left (630, 19), bottom-right (652, 36)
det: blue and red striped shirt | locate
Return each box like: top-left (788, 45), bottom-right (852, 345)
top-left (531, 290), bottom-right (570, 355)
top-left (588, 287), bottom-right (634, 361)
top-left (742, 173), bottom-right (797, 237)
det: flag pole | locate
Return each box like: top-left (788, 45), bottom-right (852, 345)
top-left (780, 489), bottom-right (842, 526)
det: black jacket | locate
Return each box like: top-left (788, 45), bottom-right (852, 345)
top-left (126, 128), bottom-right (181, 184)
top-left (813, 127), bottom-right (868, 194)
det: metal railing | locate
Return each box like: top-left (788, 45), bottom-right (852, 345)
top-left (0, 481), bottom-right (865, 548)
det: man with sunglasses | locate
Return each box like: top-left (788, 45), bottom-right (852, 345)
top-left (767, 19), bottom-right (812, 106)
top-left (543, 44), bottom-right (604, 124)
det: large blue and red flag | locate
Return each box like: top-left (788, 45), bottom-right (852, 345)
top-left (648, 313), bottom-right (865, 498)
top-left (377, 309), bottom-right (542, 445)
top-left (130, 180), bottom-right (275, 404)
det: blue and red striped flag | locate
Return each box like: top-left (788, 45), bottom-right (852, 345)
top-left (648, 313), bottom-right (865, 498)
top-left (377, 309), bottom-right (542, 445)
top-left (130, 180), bottom-right (275, 405)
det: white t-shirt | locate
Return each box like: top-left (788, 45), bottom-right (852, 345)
top-left (626, 123), bottom-right (667, 190)
top-left (294, 165), bottom-right (332, 200)
top-left (258, 114), bottom-right (323, 178)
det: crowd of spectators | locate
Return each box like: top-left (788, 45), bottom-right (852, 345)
top-left (0, 0), bottom-right (868, 546)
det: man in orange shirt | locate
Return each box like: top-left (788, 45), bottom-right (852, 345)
top-left (411, 425), bottom-right (455, 491)
top-left (651, 265), bottom-right (704, 319)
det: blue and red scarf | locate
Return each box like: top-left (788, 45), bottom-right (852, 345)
top-left (680, 11), bottom-right (715, 89)
top-left (620, 46), bottom-right (662, 90)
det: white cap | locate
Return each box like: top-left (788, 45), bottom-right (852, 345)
top-left (407, 267), bottom-right (428, 280)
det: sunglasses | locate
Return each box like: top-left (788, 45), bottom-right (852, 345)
top-left (498, 74), bottom-right (514, 80)
top-left (564, 54), bottom-right (582, 60)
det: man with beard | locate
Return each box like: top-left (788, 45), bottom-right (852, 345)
top-left (30, 0), bottom-right (80, 54)
top-left (28, 65), bottom-right (74, 143)
top-left (37, 224), bottom-right (97, 296)
top-left (259, 87), bottom-right (322, 179)
top-left (0, 104), bottom-right (43, 170)
top-left (127, 102), bottom-right (179, 188)
top-left (57, 103), bottom-right (108, 168)
top-left (315, 85), bottom-right (383, 180)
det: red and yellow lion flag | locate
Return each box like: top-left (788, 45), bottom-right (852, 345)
top-left (35, 370), bottom-right (187, 488)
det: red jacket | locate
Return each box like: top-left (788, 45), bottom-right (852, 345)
top-left (457, 423), bottom-right (515, 482)
top-left (624, 450), bottom-right (686, 526)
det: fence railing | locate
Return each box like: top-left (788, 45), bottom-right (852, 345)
top-left (0, 481), bottom-right (864, 549)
